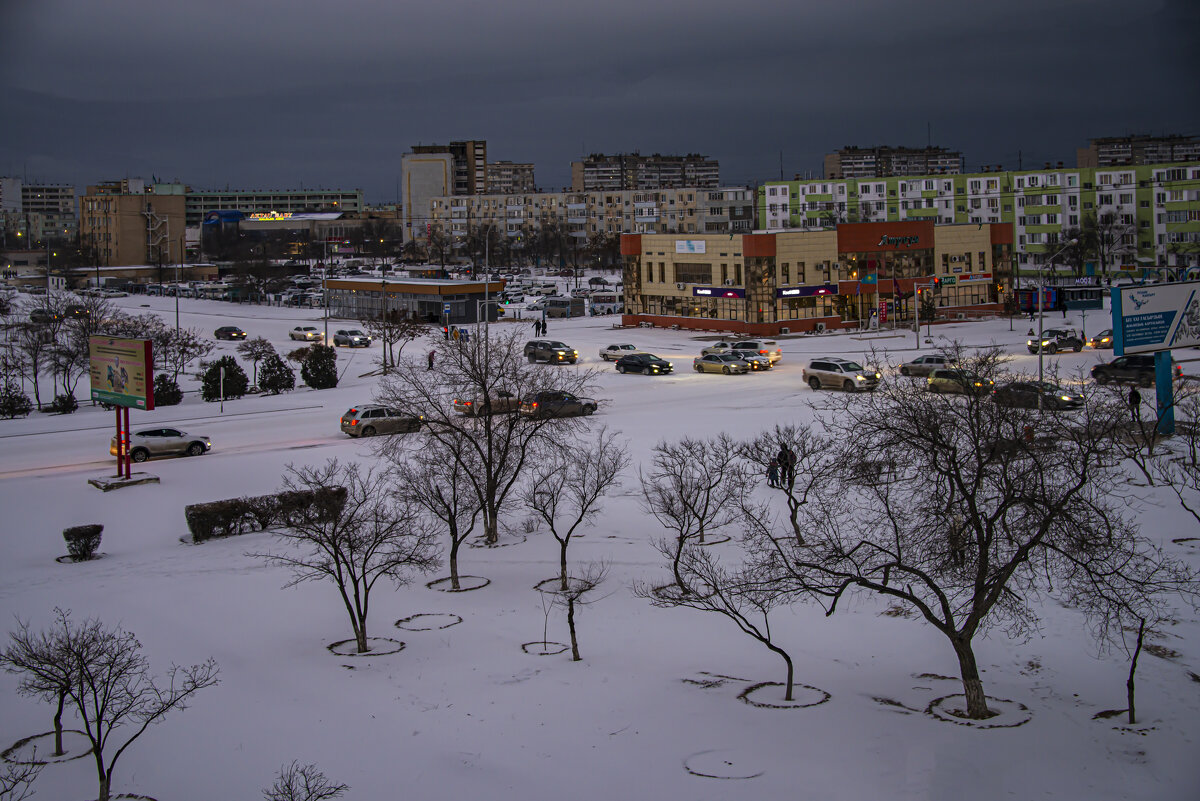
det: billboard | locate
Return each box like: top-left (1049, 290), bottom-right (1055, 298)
top-left (1112, 281), bottom-right (1200, 355)
top-left (675, 240), bottom-right (707, 254)
top-left (89, 336), bottom-right (154, 410)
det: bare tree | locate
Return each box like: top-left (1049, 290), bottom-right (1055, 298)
top-left (636, 545), bottom-right (799, 700)
top-left (547, 562), bottom-right (609, 661)
top-left (237, 336), bottom-right (277, 386)
top-left (524, 427), bottom-right (629, 590)
top-left (0, 759), bottom-right (42, 801)
top-left (161, 327), bottom-right (214, 379)
top-left (360, 311), bottom-right (427, 374)
top-left (738, 349), bottom-right (1198, 720)
top-left (1, 613), bottom-right (74, 756)
top-left (375, 326), bottom-right (602, 544)
top-left (3, 610), bottom-right (219, 801)
top-left (263, 761), bottom-right (348, 801)
top-left (386, 431), bottom-right (482, 590)
top-left (249, 460), bottom-right (441, 653)
top-left (639, 435), bottom-right (741, 595)
top-left (738, 424), bottom-right (837, 545)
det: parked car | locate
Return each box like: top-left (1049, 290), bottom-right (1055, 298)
top-left (28, 308), bottom-right (60, 325)
top-left (518, 390), bottom-right (597, 418)
top-left (1026, 328), bottom-right (1084, 354)
top-left (289, 326), bottom-right (324, 341)
top-left (451, 390), bottom-right (520, 416)
top-left (730, 349), bottom-right (772, 371)
top-left (340, 405), bottom-right (423, 437)
top-left (700, 341), bottom-right (736, 357)
top-left (110, 428), bottom-right (211, 462)
top-left (992, 381), bottom-right (1083, 410)
top-left (803, 358), bottom-right (881, 392)
top-left (1087, 329), bottom-right (1114, 349)
top-left (599, 343), bottom-right (643, 361)
top-left (214, 325), bottom-right (247, 341)
top-left (524, 340), bottom-right (579, 364)
top-left (731, 339), bottom-right (782, 364)
top-left (1090, 353), bottom-right (1181, 386)
top-left (927, 368), bottom-right (995, 395)
top-left (899, 354), bottom-right (948, 377)
top-left (333, 329), bottom-right (371, 347)
top-left (615, 353), bottom-right (673, 375)
top-left (693, 353), bottom-right (750, 374)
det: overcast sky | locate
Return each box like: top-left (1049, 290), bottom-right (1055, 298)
top-left (1, 0), bottom-right (1197, 203)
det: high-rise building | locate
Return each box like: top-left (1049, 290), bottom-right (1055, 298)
top-left (0, 177), bottom-right (77, 246)
top-left (486, 161), bottom-right (537, 194)
top-left (79, 179), bottom-right (186, 266)
top-left (401, 140), bottom-right (488, 243)
top-left (823, 146), bottom-right (963, 179)
top-left (570, 154), bottom-right (720, 191)
top-left (1077, 134), bottom-right (1200, 167)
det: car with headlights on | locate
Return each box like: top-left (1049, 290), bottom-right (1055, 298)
top-left (1026, 328), bottom-right (1083, 354)
top-left (731, 339), bottom-right (782, 364)
top-left (340, 405), bottom-right (423, 437)
top-left (524, 340), bottom-right (578, 364)
top-left (899, 354), bottom-right (948, 377)
top-left (214, 325), bottom-right (247, 341)
top-left (110, 428), bottom-right (211, 462)
top-left (614, 353), bottom-right (673, 375)
top-left (693, 353), bottom-right (750, 375)
top-left (599, 343), bottom-right (643, 361)
top-left (991, 381), bottom-right (1083, 410)
top-left (333, 329), bottom-right (371, 347)
top-left (289, 326), bottom-right (324, 342)
top-left (518, 391), bottom-right (597, 418)
top-left (927, 368), bottom-right (995, 395)
top-left (803, 358), bottom-right (881, 392)
top-left (1087, 329), bottom-right (1114, 349)
top-left (730, 349), bottom-right (772, 371)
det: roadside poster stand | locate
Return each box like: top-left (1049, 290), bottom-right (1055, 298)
top-left (88, 337), bottom-right (154, 479)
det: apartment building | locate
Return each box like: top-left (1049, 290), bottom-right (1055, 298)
top-left (824, 146), bottom-right (964, 179)
top-left (0, 178), bottom-right (78, 245)
top-left (79, 179), bottom-right (186, 266)
top-left (1077, 135), bottom-right (1200, 168)
top-left (401, 140), bottom-right (488, 243)
top-left (570, 153), bottom-right (720, 191)
top-left (486, 161), bottom-right (536, 194)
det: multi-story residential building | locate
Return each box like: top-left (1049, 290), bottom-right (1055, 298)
top-left (183, 187), bottom-right (362, 227)
top-left (412, 141), bottom-right (488, 195)
top-left (570, 153), bottom-right (720, 191)
top-left (620, 221), bottom-right (1009, 336)
top-left (1077, 135), bottom-right (1200, 168)
top-left (425, 187), bottom-right (753, 254)
top-left (401, 140), bottom-right (488, 243)
top-left (761, 160), bottom-right (1200, 275)
top-left (824, 146), bottom-right (963, 179)
top-left (79, 179), bottom-right (186, 266)
top-left (0, 178), bottom-right (78, 246)
top-left (486, 161), bottom-right (536, 194)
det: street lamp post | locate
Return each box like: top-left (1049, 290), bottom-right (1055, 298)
top-left (1037, 238), bottom-right (1078, 411)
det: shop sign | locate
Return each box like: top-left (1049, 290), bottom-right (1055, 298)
top-left (693, 286), bottom-right (744, 298)
top-left (675, 240), bottom-right (707, 254)
top-left (958, 272), bottom-right (993, 282)
top-left (940, 276), bottom-right (957, 285)
top-left (247, 211), bottom-right (294, 221)
top-left (776, 286), bottom-right (837, 298)
top-left (878, 234), bottom-right (920, 248)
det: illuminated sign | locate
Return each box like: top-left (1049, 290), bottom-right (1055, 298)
top-left (89, 337), bottom-right (154, 410)
top-left (676, 240), bottom-right (707, 254)
top-left (692, 286), bottom-right (745, 298)
top-left (878, 234), bottom-right (921, 248)
top-left (247, 212), bottom-right (295, 221)
top-left (776, 285), bottom-right (837, 298)
top-left (958, 272), bottom-right (993, 282)
top-left (1113, 280), bottom-right (1200, 354)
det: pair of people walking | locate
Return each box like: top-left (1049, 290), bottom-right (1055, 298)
top-left (771, 444), bottom-right (796, 487)
top-left (531, 318), bottom-right (547, 336)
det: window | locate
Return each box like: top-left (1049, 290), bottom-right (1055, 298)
top-left (1046, 214), bottom-right (1058, 225)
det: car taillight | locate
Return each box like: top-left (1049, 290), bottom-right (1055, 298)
top-left (532, 402), bottom-right (539, 409)
top-left (759, 349), bottom-right (767, 355)
top-left (349, 420), bottom-right (357, 426)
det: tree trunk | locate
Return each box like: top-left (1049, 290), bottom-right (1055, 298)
top-left (567, 597), bottom-right (580, 661)
top-left (764, 642), bottom-right (795, 701)
top-left (355, 619), bottom-right (369, 654)
top-left (671, 537), bottom-right (689, 595)
top-left (951, 636), bottom-right (991, 719)
top-left (1127, 618), bottom-right (1146, 725)
top-left (53, 690), bottom-right (65, 756)
top-left (559, 540), bottom-right (569, 591)
top-left (449, 539), bottom-right (461, 591)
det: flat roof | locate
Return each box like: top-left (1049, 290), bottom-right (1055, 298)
top-left (325, 277), bottom-right (505, 295)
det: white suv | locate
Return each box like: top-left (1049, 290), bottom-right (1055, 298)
top-left (802, 358), bottom-right (881, 392)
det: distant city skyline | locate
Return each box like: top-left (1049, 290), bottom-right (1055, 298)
top-left (2, 0), bottom-right (1197, 203)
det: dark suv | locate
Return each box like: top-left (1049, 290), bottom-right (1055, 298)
top-left (1090, 354), bottom-right (1181, 387)
top-left (523, 340), bottom-right (578, 364)
top-left (518, 391), bottom-right (597, 418)
top-left (1026, 328), bottom-right (1084, 354)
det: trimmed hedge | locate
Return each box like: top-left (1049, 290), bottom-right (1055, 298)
top-left (63, 524), bottom-right (103, 561)
top-left (185, 486), bottom-right (347, 542)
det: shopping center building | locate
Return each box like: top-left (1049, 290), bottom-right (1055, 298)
top-left (620, 221), bottom-right (1010, 335)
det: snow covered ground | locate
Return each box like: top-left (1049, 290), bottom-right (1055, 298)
top-left (1, 291), bottom-right (1198, 800)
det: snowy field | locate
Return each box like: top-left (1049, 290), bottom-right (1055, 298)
top-left (1, 291), bottom-right (1198, 800)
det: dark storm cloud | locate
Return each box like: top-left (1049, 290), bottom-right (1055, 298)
top-left (1, 0), bottom-right (1196, 201)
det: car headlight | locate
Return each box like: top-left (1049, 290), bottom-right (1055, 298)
top-left (856, 375), bottom-right (865, 381)
top-left (1060, 395), bottom-right (1074, 402)
top-left (874, 372), bottom-right (881, 379)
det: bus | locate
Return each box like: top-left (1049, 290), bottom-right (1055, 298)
top-left (588, 292), bottom-right (623, 315)
top-left (544, 296), bottom-right (586, 318)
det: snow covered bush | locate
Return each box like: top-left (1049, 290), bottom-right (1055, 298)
top-left (48, 393), bottom-right (78, 414)
top-left (152, 373), bottom-right (183, 406)
top-left (257, 352), bottom-right (296, 395)
top-left (0, 384), bottom-right (33, 418)
top-left (301, 344), bottom-right (337, 390)
top-left (63, 524), bottom-right (103, 561)
top-left (201, 356), bottom-right (249, 402)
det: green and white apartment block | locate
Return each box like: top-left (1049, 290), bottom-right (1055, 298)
top-left (760, 161), bottom-right (1200, 276)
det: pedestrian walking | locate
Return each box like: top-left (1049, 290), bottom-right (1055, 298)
top-left (767, 459), bottom-right (780, 488)
top-left (1028, 307), bottom-right (1036, 322)
top-left (1128, 386), bottom-right (1141, 423)
top-left (427, 350), bottom-right (435, 371)
top-left (776, 444), bottom-right (797, 486)
top-left (1061, 305), bottom-right (1067, 319)
top-left (532, 319), bottom-right (540, 335)
top-left (542, 319), bottom-right (549, 335)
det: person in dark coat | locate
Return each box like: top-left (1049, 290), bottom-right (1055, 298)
top-left (767, 458), bottom-right (780, 488)
top-left (1128, 386), bottom-right (1142, 423)
top-left (427, 350), bottom-right (435, 371)
top-left (776, 444), bottom-right (796, 486)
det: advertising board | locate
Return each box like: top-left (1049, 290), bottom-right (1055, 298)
top-left (1112, 281), bottom-right (1200, 355)
top-left (89, 336), bottom-right (154, 410)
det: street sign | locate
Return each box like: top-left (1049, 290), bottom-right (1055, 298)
top-left (1112, 280), bottom-right (1200, 355)
top-left (443, 303), bottom-right (451, 315)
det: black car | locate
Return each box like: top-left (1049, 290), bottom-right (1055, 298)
top-left (614, 353), bottom-right (673, 375)
top-left (1090, 354), bottom-right (1181, 387)
top-left (518, 391), bottom-right (597, 418)
top-left (992, 381), bottom-right (1083, 410)
top-left (214, 325), bottom-right (247, 340)
top-left (523, 340), bottom-right (578, 364)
